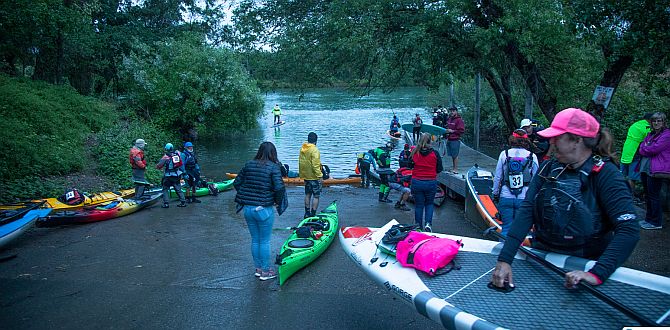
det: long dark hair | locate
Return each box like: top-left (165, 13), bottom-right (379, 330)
top-left (254, 141), bottom-right (279, 163)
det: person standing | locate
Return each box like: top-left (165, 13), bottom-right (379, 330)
top-left (638, 112), bottom-right (670, 230)
top-left (491, 108), bottom-right (639, 289)
top-left (398, 143), bottom-right (413, 168)
top-left (520, 118), bottom-right (550, 162)
top-left (492, 130), bottom-right (539, 237)
top-left (299, 132), bottom-right (322, 218)
top-left (129, 138), bottom-right (148, 198)
top-left (234, 142), bottom-right (287, 281)
top-left (272, 104), bottom-right (282, 124)
top-left (374, 143), bottom-right (394, 203)
top-left (411, 133), bottom-right (443, 232)
top-left (412, 113), bottom-right (423, 143)
top-left (156, 143), bottom-right (187, 208)
top-left (620, 113), bottom-right (652, 194)
top-left (182, 141), bottom-right (202, 204)
top-left (445, 106), bottom-right (465, 174)
top-left (357, 150), bottom-right (376, 188)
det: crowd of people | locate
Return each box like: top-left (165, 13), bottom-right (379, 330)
top-left (127, 104), bottom-right (668, 288)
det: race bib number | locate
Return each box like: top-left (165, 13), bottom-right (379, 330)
top-left (171, 155), bottom-right (181, 163)
top-left (65, 191), bottom-right (76, 200)
top-left (508, 174), bottom-right (523, 189)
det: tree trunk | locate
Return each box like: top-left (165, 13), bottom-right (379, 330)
top-left (585, 54), bottom-right (634, 120)
top-left (482, 68), bottom-right (516, 132)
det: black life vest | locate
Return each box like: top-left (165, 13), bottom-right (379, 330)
top-left (183, 150), bottom-right (197, 170)
top-left (503, 149), bottom-right (534, 196)
top-left (532, 158), bottom-right (607, 250)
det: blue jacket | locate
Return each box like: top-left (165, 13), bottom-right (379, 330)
top-left (234, 160), bottom-right (287, 215)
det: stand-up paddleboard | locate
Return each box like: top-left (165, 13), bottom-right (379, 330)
top-left (271, 120), bottom-right (286, 128)
top-left (402, 123), bottom-right (447, 137)
top-left (340, 220), bottom-right (670, 329)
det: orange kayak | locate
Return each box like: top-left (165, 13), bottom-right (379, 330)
top-left (226, 173), bottom-right (360, 186)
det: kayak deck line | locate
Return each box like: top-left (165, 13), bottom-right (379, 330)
top-left (444, 267), bottom-right (496, 300)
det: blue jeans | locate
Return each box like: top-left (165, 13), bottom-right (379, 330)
top-left (411, 179), bottom-right (437, 227)
top-left (498, 197), bottom-right (523, 237)
top-left (243, 205), bottom-right (275, 271)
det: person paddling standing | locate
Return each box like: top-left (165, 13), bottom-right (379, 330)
top-left (491, 108), bottom-right (639, 289)
top-left (272, 104), bottom-right (282, 124)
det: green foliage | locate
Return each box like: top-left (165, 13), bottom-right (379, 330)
top-left (0, 74), bottom-right (114, 180)
top-left (119, 33), bottom-right (264, 136)
top-left (92, 119), bottom-right (177, 188)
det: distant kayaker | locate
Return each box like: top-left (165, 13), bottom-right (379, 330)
top-left (412, 113), bottom-right (423, 143)
top-left (299, 132), bottom-right (322, 219)
top-left (272, 104), bottom-right (282, 124)
top-left (182, 141), bottom-right (201, 204)
top-left (445, 106), bottom-right (465, 174)
top-left (491, 108), bottom-right (640, 289)
top-left (156, 143), bottom-right (187, 208)
top-left (233, 141), bottom-right (287, 281)
top-left (389, 115), bottom-right (401, 137)
top-left (129, 138), bottom-right (148, 198)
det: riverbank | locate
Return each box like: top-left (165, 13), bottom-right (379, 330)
top-left (1, 186), bottom-right (667, 328)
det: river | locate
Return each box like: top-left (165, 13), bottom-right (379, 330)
top-left (197, 87), bottom-right (446, 180)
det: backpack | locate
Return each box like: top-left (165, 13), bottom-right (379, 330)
top-left (321, 164), bottom-right (331, 180)
top-left (396, 231), bottom-right (463, 276)
top-left (503, 149), bottom-right (534, 196)
top-left (166, 152), bottom-right (183, 173)
top-left (58, 189), bottom-right (85, 206)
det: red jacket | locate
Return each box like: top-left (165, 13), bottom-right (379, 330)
top-left (446, 114), bottom-right (465, 141)
top-left (129, 147), bottom-right (146, 169)
top-left (411, 148), bottom-right (443, 180)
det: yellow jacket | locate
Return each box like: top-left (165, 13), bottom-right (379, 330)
top-left (299, 142), bottom-right (322, 180)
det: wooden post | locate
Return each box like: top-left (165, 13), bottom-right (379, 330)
top-left (450, 82), bottom-right (455, 107)
top-left (474, 73), bottom-right (481, 151)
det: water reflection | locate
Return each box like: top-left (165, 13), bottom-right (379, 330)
top-left (198, 87), bottom-right (438, 180)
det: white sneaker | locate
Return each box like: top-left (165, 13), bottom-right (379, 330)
top-left (424, 224), bottom-right (432, 233)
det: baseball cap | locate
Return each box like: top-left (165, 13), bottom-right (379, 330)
top-left (520, 119), bottom-right (532, 128)
top-left (538, 108), bottom-right (600, 138)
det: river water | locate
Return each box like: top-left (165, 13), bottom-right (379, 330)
top-left (197, 87), bottom-right (445, 180)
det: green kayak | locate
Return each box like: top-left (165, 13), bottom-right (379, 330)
top-left (168, 180), bottom-right (234, 199)
top-left (275, 201), bottom-right (339, 285)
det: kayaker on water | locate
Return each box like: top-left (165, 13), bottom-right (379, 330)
top-left (491, 108), bottom-right (640, 289)
top-left (272, 104), bottom-right (282, 124)
top-left (156, 143), bottom-right (187, 208)
top-left (129, 138), bottom-right (148, 198)
top-left (234, 141), bottom-right (287, 281)
top-left (182, 141), bottom-right (201, 204)
top-left (299, 132), bottom-right (322, 219)
top-left (389, 115), bottom-right (401, 137)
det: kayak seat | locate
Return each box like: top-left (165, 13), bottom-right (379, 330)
top-left (288, 239), bottom-right (314, 249)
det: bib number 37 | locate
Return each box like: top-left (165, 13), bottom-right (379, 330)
top-left (508, 174), bottom-right (523, 189)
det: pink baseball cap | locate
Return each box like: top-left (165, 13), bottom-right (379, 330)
top-left (538, 108), bottom-right (600, 138)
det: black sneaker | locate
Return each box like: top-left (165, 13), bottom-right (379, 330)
top-left (177, 201), bottom-right (187, 207)
top-left (162, 203), bottom-right (169, 208)
top-left (192, 198), bottom-right (202, 203)
top-left (399, 203), bottom-right (411, 211)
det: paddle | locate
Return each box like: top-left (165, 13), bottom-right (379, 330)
top-left (484, 228), bottom-right (658, 326)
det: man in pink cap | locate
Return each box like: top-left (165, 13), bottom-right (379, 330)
top-left (491, 108), bottom-right (639, 290)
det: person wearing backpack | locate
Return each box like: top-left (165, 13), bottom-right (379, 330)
top-left (156, 143), bottom-right (187, 208)
top-left (492, 108), bottom-right (639, 289)
top-left (357, 150), bottom-right (376, 188)
top-left (492, 129), bottom-right (539, 237)
top-left (182, 141), bottom-right (202, 204)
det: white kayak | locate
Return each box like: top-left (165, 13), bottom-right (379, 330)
top-left (339, 220), bottom-right (670, 329)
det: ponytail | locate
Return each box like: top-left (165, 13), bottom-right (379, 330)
top-left (583, 127), bottom-right (617, 164)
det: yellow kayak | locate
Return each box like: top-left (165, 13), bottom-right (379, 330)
top-left (0, 189), bottom-right (136, 212)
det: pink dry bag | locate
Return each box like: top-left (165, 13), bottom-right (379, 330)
top-left (396, 231), bottom-right (462, 276)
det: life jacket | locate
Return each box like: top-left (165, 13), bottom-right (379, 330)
top-left (58, 189), bottom-right (85, 206)
top-left (165, 151), bottom-right (183, 174)
top-left (503, 149), bottom-right (534, 196)
top-left (360, 152), bottom-right (374, 165)
top-left (183, 150), bottom-right (198, 170)
top-left (532, 157), bottom-right (607, 250)
top-left (394, 168), bottom-right (412, 187)
top-left (377, 149), bottom-right (391, 168)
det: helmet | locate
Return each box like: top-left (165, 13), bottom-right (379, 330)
top-left (164, 143), bottom-right (174, 152)
top-left (404, 143), bottom-right (409, 149)
top-left (385, 142), bottom-right (394, 150)
top-left (184, 142), bottom-right (193, 148)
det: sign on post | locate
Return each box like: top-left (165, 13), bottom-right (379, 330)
top-left (592, 86), bottom-right (615, 109)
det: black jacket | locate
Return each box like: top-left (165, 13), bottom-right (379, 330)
top-left (234, 160), bottom-right (287, 215)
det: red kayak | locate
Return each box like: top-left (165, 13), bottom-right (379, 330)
top-left (36, 193), bottom-right (161, 227)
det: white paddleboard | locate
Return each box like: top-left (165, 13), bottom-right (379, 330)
top-left (339, 220), bottom-right (670, 329)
